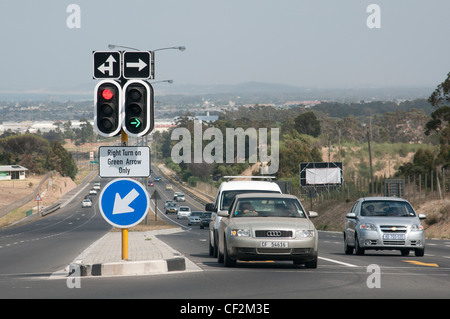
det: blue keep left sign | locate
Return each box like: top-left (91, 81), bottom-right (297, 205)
top-left (99, 178), bottom-right (150, 228)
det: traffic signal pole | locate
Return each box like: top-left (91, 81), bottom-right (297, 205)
top-left (121, 130), bottom-right (129, 260)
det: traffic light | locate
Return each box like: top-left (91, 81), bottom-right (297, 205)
top-left (123, 80), bottom-right (153, 137)
top-left (94, 80), bottom-right (122, 137)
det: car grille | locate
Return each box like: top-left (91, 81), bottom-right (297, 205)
top-left (383, 241), bottom-right (406, 246)
top-left (238, 248), bottom-right (312, 255)
top-left (380, 225), bottom-right (407, 233)
top-left (255, 230), bottom-right (293, 238)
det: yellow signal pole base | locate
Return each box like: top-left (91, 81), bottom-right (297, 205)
top-left (122, 228), bottom-right (129, 260)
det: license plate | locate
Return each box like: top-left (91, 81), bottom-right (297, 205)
top-left (261, 241), bottom-right (288, 248)
top-left (383, 234), bottom-right (405, 240)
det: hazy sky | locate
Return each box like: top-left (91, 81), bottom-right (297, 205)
top-left (1, 0), bottom-right (449, 94)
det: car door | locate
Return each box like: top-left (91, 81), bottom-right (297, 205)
top-left (345, 201), bottom-right (361, 245)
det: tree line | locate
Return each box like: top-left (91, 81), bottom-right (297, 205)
top-left (0, 119), bottom-right (96, 180)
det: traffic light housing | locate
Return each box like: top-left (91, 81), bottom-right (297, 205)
top-left (123, 80), bottom-right (153, 137)
top-left (94, 80), bottom-right (122, 137)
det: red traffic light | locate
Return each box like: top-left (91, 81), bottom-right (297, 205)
top-left (101, 88), bottom-right (114, 100)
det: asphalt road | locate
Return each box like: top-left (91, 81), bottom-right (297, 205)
top-left (0, 171), bottom-right (449, 302)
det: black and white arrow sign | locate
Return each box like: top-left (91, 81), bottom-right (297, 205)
top-left (93, 51), bottom-right (121, 79)
top-left (126, 58), bottom-right (147, 71)
top-left (123, 51), bottom-right (153, 79)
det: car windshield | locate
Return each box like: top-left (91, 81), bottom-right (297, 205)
top-left (168, 203), bottom-right (177, 207)
top-left (180, 207), bottom-right (189, 211)
top-left (191, 212), bottom-right (203, 216)
top-left (361, 200), bottom-right (416, 217)
top-left (231, 198), bottom-right (306, 218)
top-left (220, 190), bottom-right (279, 210)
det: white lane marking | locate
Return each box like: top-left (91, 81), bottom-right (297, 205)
top-left (318, 256), bottom-right (358, 268)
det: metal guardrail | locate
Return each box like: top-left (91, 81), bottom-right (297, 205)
top-left (41, 203), bottom-right (61, 216)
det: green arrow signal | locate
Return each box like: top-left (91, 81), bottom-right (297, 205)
top-left (129, 118), bottom-right (141, 128)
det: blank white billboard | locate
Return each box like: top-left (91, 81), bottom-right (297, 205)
top-left (305, 167), bottom-right (341, 185)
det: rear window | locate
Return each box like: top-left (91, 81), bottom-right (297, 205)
top-left (220, 190), bottom-right (280, 210)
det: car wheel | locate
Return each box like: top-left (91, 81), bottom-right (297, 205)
top-left (344, 234), bottom-right (354, 255)
top-left (304, 256), bottom-right (318, 269)
top-left (208, 237), bottom-right (214, 256)
top-left (213, 231), bottom-right (218, 258)
top-left (401, 249), bottom-right (410, 256)
top-left (414, 247), bottom-right (425, 257)
top-left (218, 247), bottom-right (224, 263)
top-left (355, 235), bottom-right (365, 255)
top-left (223, 242), bottom-right (236, 267)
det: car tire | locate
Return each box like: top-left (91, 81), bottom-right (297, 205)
top-left (344, 234), bottom-right (354, 255)
top-left (304, 256), bottom-right (318, 269)
top-left (223, 242), bottom-right (236, 267)
top-left (208, 238), bottom-right (214, 256)
top-left (218, 247), bottom-right (224, 263)
top-left (355, 235), bottom-right (365, 255)
top-left (401, 249), bottom-right (410, 256)
top-left (213, 231), bottom-right (218, 258)
top-left (414, 247), bottom-right (425, 257)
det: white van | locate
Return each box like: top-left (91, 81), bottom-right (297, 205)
top-left (205, 176), bottom-right (282, 257)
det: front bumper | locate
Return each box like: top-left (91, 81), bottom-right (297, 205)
top-left (227, 236), bottom-right (318, 262)
top-left (357, 230), bottom-right (425, 250)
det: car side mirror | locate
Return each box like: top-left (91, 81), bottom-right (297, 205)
top-left (308, 211), bottom-right (318, 218)
top-left (205, 203), bottom-right (216, 212)
top-left (218, 211), bottom-right (229, 217)
top-left (346, 212), bottom-right (357, 219)
top-left (418, 214), bottom-right (426, 220)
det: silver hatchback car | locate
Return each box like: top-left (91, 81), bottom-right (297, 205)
top-left (344, 197), bottom-right (426, 256)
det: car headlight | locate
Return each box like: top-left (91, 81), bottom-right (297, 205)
top-left (295, 230), bottom-right (315, 238)
top-left (231, 229), bottom-right (251, 237)
top-left (360, 223), bottom-right (377, 231)
top-left (411, 224), bottom-right (424, 231)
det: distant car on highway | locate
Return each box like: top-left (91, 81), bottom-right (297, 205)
top-left (200, 212), bottom-right (212, 229)
top-left (217, 193), bottom-right (318, 268)
top-left (165, 184), bottom-right (173, 191)
top-left (165, 202), bottom-right (178, 214)
top-left (177, 206), bottom-right (191, 219)
top-left (154, 176), bottom-right (162, 182)
top-left (344, 197), bottom-right (426, 257)
top-left (164, 200), bottom-right (174, 208)
top-left (148, 181), bottom-right (154, 187)
top-left (188, 211), bottom-right (203, 226)
top-left (93, 182), bottom-right (101, 190)
top-left (89, 189), bottom-right (97, 195)
top-left (81, 198), bottom-right (92, 208)
top-left (174, 193), bottom-right (185, 202)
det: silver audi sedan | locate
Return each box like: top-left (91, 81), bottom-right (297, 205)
top-left (344, 197), bottom-right (426, 256)
top-left (217, 193), bottom-right (318, 268)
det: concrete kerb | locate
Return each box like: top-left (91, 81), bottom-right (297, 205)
top-left (67, 228), bottom-right (191, 277)
top-left (72, 257), bottom-right (186, 277)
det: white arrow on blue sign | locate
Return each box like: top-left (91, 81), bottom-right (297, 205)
top-left (99, 178), bottom-right (150, 228)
